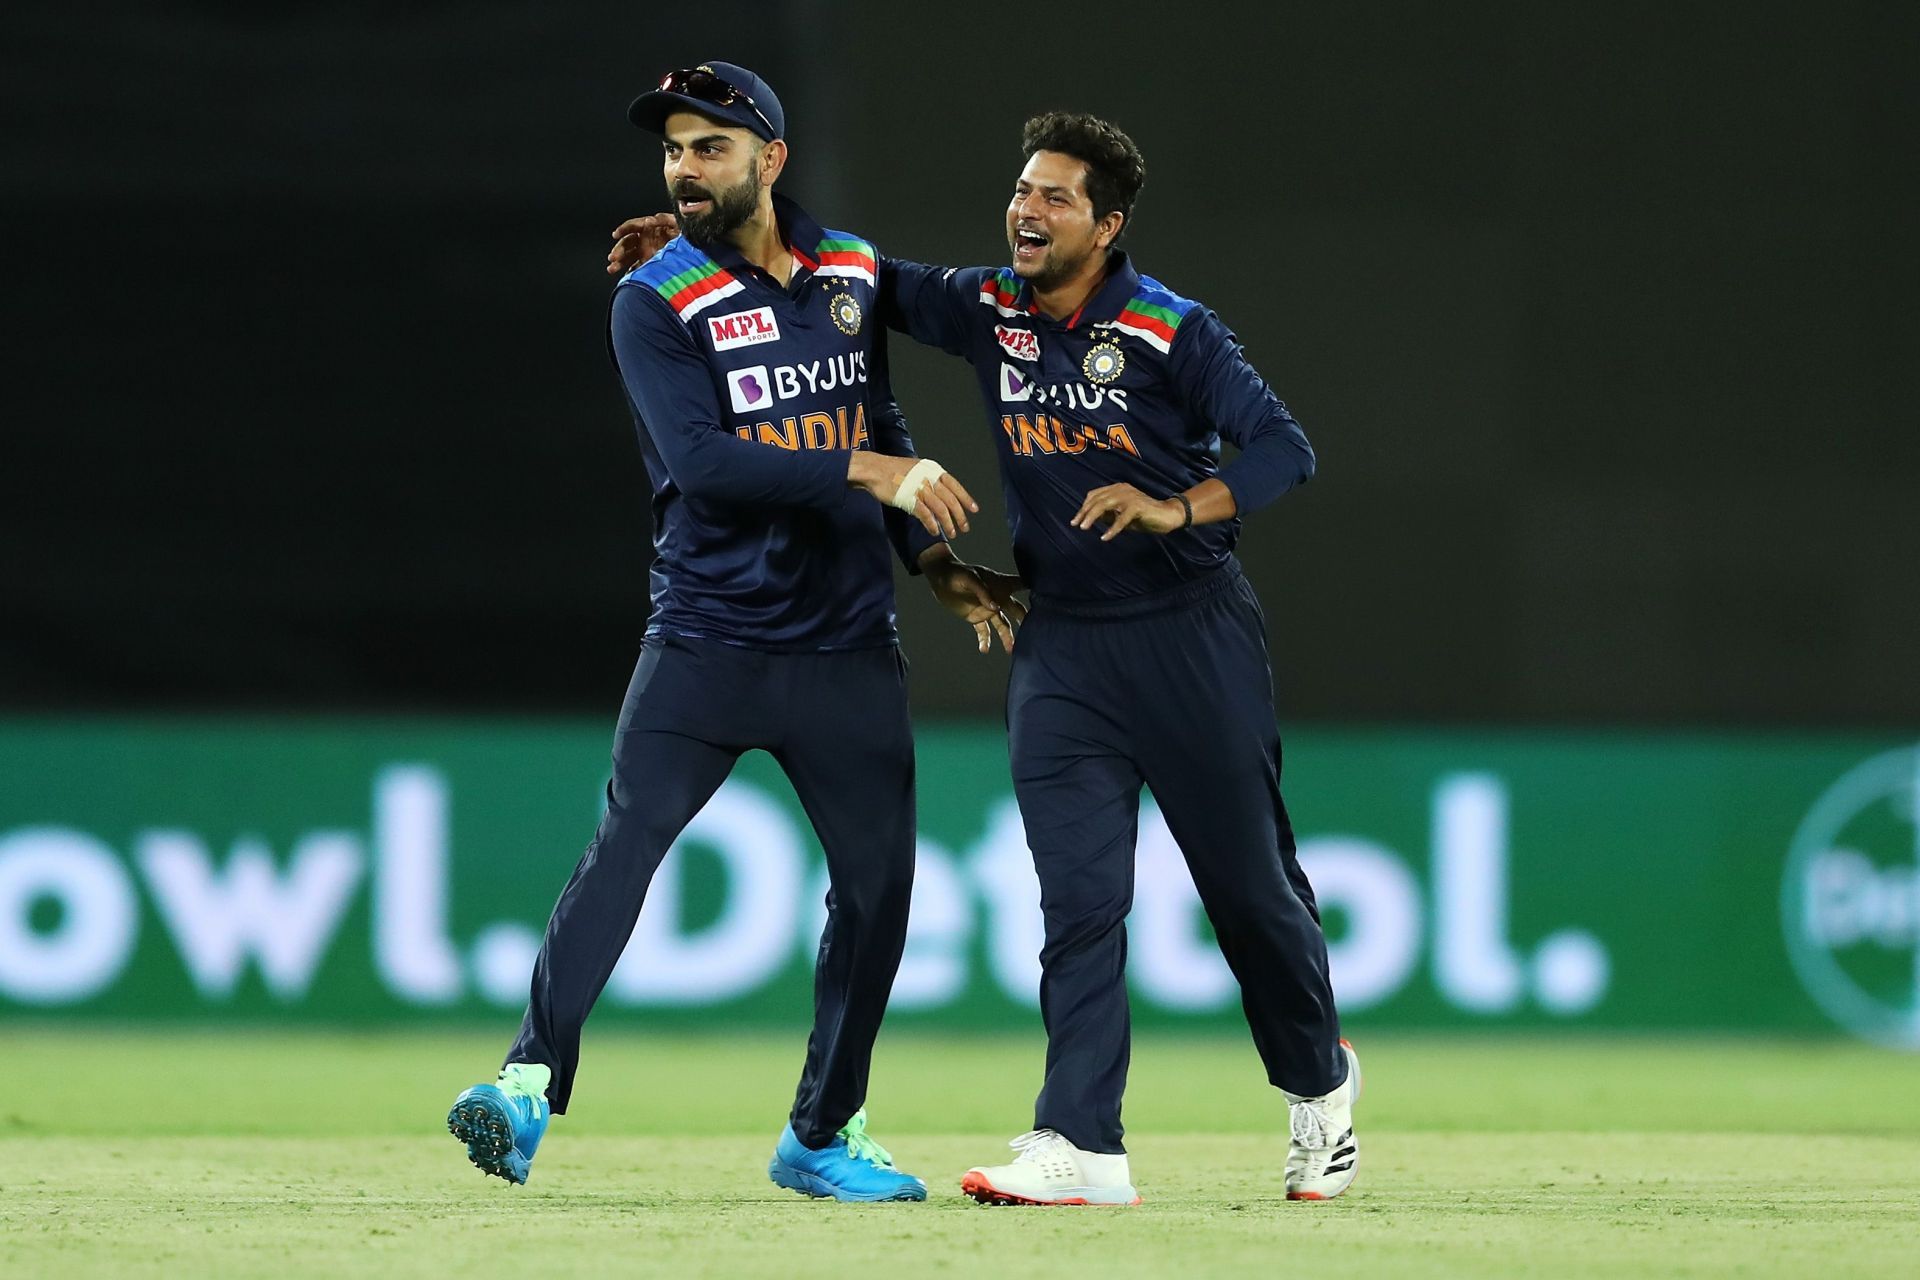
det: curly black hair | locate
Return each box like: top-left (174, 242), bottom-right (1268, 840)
top-left (1020, 112), bottom-right (1147, 237)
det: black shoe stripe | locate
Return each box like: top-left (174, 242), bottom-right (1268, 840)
top-left (1324, 1161), bottom-right (1353, 1175)
top-left (1331, 1145), bottom-right (1356, 1161)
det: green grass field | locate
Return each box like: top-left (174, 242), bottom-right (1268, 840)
top-left (4, 1029), bottom-right (1917, 1278)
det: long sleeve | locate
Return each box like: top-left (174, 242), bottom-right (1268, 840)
top-left (609, 285), bottom-right (850, 509)
top-left (862, 324), bottom-right (943, 573)
top-left (877, 257), bottom-right (989, 357)
top-left (1167, 309), bottom-right (1317, 515)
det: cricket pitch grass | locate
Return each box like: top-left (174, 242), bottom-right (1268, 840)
top-left (4, 1029), bottom-right (1917, 1278)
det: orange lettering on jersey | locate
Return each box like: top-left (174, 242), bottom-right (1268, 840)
top-left (994, 415), bottom-right (1142, 461)
top-left (851, 402), bottom-right (870, 450)
top-left (1016, 414), bottom-right (1054, 456)
top-left (800, 412), bottom-right (835, 451)
top-left (735, 426), bottom-right (753, 441)
top-left (758, 419), bottom-right (800, 450)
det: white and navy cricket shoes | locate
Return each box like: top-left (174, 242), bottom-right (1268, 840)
top-left (1283, 1037), bottom-right (1362, 1200)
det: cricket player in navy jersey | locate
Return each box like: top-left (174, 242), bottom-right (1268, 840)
top-left (610, 110), bottom-right (1361, 1205)
top-left (447, 62), bottom-right (990, 1203)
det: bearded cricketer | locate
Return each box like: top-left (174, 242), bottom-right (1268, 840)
top-left (448, 61), bottom-right (988, 1203)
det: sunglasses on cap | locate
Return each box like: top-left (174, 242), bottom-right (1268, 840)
top-left (659, 66), bottom-right (777, 140)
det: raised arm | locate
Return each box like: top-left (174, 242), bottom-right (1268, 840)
top-left (877, 258), bottom-right (990, 357)
top-left (611, 228), bottom-right (985, 362)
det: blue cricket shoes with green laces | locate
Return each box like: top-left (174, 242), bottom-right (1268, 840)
top-left (448, 1062), bottom-right (551, 1185)
top-left (769, 1108), bottom-right (927, 1202)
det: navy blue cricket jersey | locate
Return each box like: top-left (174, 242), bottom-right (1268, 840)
top-left (881, 252), bottom-right (1315, 601)
top-left (610, 194), bottom-right (933, 651)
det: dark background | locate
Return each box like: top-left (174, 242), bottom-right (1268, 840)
top-left (4, 1), bottom-right (1914, 724)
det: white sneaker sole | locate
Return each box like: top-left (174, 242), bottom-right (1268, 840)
top-left (960, 1170), bottom-right (1141, 1207)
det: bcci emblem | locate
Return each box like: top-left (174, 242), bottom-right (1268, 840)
top-left (829, 291), bottom-right (863, 336)
top-left (1082, 341), bottom-right (1125, 384)
top-left (1780, 744), bottom-right (1920, 1049)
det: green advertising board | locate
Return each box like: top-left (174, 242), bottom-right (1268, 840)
top-left (0, 719), bottom-right (1914, 1046)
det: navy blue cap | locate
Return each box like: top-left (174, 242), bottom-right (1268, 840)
top-left (628, 62), bottom-right (784, 142)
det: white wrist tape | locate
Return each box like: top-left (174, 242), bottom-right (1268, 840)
top-left (890, 458), bottom-right (947, 513)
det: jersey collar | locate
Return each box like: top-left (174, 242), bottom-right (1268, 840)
top-left (1070, 250), bottom-right (1141, 328)
top-left (694, 192), bottom-right (826, 279)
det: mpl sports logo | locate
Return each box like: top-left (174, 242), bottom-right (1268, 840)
top-left (708, 307), bottom-right (780, 351)
top-left (995, 325), bottom-right (1039, 362)
top-left (1781, 744), bottom-right (1920, 1049)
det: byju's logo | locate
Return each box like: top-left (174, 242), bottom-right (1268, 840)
top-left (728, 366), bottom-right (771, 413)
top-left (1781, 745), bottom-right (1920, 1049)
top-left (998, 364), bottom-right (1031, 402)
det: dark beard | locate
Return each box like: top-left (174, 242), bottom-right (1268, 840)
top-left (1020, 239), bottom-right (1097, 292)
top-left (676, 171), bottom-right (761, 246)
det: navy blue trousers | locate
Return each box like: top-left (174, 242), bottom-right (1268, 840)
top-left (1009, 565), bottom-right (1344, 1154)
top-left (508, 636), bottom-right (916, 1147)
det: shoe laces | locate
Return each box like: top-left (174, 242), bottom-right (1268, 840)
top-left (1289, 1098), bottom-right (1334, 1150)
top-left (497, 1063), bottom-right (550, 1106)
top-left (837, 1108), bottom-right (895, 1168)
top-left (1008, 1129), bottom-right (1072, 1164)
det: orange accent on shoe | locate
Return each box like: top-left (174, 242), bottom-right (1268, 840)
top-left (959, 1171), bottom-right (1140, 1207)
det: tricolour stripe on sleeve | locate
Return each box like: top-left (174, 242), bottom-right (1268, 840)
top-left (1111, 297), bottom-right (1183, 354)
top-left (978, 270), bottom-right (1028, 318)
top-left (814, 236), bottom-right (877, 287)
top-left (656, 259), bottom-right (746, 318)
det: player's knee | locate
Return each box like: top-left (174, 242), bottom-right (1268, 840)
top-left (1198, 873), bottom-right (1310, 934)
top-left (1038, 893), bottom-right (1131, 956)
top-left (871, 863), bottom-right (919, 916)
top-left (828, 860), bottom-right (914, 929)
top-left (593, 807), bottom-right (684, 865)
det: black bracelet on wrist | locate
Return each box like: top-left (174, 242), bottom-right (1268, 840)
top-left (1174, 492), bottom-right (1194, 529)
